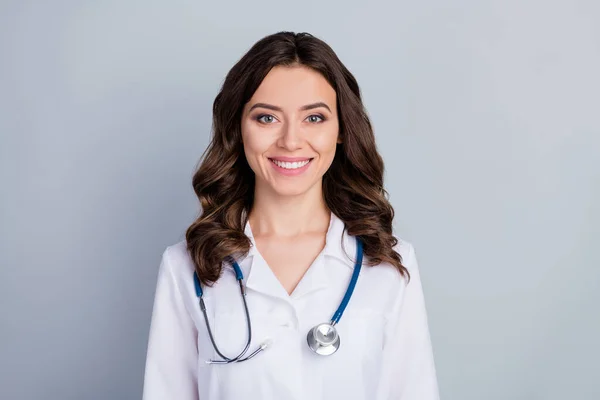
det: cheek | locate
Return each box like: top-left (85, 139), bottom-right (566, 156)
top-left (242, 125), bottom-right (269, 159)
top-left (241, 125), bottom-right (278, 178)
top-left (313, 127), bottom-right (339, 159)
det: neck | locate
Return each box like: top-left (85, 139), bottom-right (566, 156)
top-left (248, 182), bottom-right (330, 238)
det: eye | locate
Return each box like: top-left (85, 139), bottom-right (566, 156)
top-left (306, 114), bottom-right (325, 123)
top-left (256, 114), bottom-right (277, 124)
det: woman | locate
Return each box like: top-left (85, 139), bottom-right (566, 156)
top-left (143, 31), bottom-right (439, 399)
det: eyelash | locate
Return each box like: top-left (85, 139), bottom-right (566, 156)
top-left (254, 114), bottom-right (326, 124)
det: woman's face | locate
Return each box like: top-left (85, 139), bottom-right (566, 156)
top-left (241, 65), bottom-right (340, 198)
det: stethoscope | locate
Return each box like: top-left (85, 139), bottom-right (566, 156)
top-left (193, 236), bottom-right (363, 364)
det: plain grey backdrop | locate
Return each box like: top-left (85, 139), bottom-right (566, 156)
top-left (1, 0), bottom-right (599, 399)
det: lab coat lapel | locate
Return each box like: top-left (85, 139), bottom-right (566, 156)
top-left (293, 213), bottom-right (360, 297)
top-left (241, 216), bottom-right (291, 301)
top-left (289, 255), bottom-right (330, 299)
top-left (245, 255), bottom-right (290, 300)
top-left (289, 213), bottom-right (341, 299)
top-left (323, 212), bottom-right (359, 268)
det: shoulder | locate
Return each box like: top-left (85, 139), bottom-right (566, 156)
top-left (153, 240), bottom-right (203, 311)
top-left (393, 235), bottom-right (419, 278)
top-left (162, 239), bottom-right (192, 267)
top-left (362, 234), bottom-right (418, 281)
top-left (158, 239), bottom-right (196, 287)
top-left (357, 235), bottom-right (419, 314)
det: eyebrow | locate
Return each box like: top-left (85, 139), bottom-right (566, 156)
top-left (248, 102), bottom-right (332, 113)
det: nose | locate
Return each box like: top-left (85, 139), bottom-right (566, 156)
top-left (277, 120), bottom-right (302, 151)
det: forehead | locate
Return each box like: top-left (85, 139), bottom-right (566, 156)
top-left (247, 65), bottom-right (337, 110)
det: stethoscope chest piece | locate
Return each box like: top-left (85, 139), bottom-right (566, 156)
top-left (307, 323), bottom-right (340, 356)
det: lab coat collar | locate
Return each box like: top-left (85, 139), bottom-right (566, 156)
top-left (228, 210), bottom-right (359, 300)
top-left (322, 211), bottom-right (360, 268)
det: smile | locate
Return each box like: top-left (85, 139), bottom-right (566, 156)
top-left (268, 158), bottom-right (313, 170)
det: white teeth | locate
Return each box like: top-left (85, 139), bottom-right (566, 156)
top-left (270, 159), bottom-right (311, 169)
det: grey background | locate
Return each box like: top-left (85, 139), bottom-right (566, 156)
top-left (1, 0), bottom-right (598, 399)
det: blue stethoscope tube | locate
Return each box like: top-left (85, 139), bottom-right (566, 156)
top-left (194, 237), bottom-right (363, 364)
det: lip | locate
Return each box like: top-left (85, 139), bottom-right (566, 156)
top-left (269, 156), bottom-right (314, 162)
top-left (268, 157), bottom-right (313, 176)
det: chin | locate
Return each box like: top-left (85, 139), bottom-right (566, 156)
top-left (271, 185), bottom-right (311, 197)
top-left (267, 180), bottom-right (318, 198)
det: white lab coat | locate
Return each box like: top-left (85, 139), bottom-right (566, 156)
top-left (142, 212), bottom-right (440, 399)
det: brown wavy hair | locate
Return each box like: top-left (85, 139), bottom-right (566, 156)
top-left (186, 31), bottom-right (409, 286)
